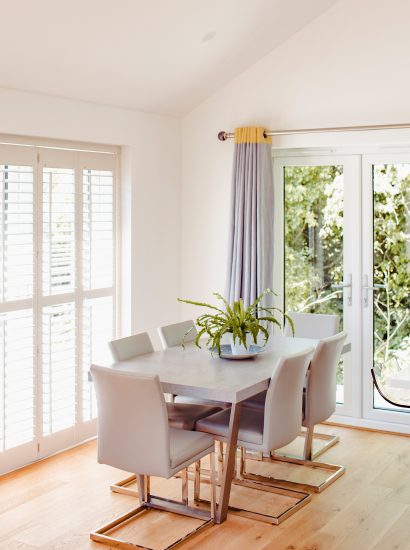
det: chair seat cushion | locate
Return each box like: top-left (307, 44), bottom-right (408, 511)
top-left (196, 407), bottom-right (264, 445)
top-left (166, 403), bottom-right (222, 430)
top-left (169, 428), bottom-right (214, 469)
top-left (242, 390), bottom-right (266, 411)
top-left (174, 395), bottom-right (230, 409)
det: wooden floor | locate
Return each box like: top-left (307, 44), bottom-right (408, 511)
top-left (1, 425), bottom-right (410, 550)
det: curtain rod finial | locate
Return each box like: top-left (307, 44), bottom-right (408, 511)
top-left (218, 131), bottom-right (227, 141)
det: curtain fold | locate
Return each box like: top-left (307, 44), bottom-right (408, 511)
top-left (225, 127), bottom-right (274, 307)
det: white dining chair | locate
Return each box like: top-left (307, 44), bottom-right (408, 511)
top-left (252, 331), bottom-right (347, 493)
top-left (109, 331), bottom-right (154, 361)
top-left (195, 348), bottom-right (314, 524)
top-left (90, 366), bottom-right (216, 550)
top-left (107, 332), bottom-right (222, 496)
top-left (244, 311), bottom-right (341, 457)
top-left (158, 319), bottom-right (197, 348)
top-left (284, 311), bottom-right (340, 339)
top-left (300, 331), bottom-right (347, 459)
top-left (157, 321), bottom-right (229, 409)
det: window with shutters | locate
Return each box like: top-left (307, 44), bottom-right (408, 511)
top-left (0, 143), bottom-right (117, 474)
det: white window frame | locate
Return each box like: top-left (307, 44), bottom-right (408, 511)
top-left (0, 137), bottom-right (119, 474)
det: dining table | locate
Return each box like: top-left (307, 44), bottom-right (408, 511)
top-left (108, 335), bottom-right (351, 524)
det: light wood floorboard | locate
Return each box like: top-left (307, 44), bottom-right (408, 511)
top-left (1, 425), bottom-right (409, 549)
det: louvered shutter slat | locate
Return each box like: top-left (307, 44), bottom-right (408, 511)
top-left (0, 309), bottom-right (34, 451)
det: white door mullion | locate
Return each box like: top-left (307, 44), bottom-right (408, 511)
top-left (34, 147), bottom-right (42, 457)
top-left (273, 159), bottom-right (284, 321)
top-left (40, 293), bottom-right (76, 307)
top-left (362, 157), bottom-right (374, 422)
top-left (75, 154), bottom-right (83, 437)
top-left (338, 154), bottom-right (362, 418)
top-left (114, 154), bottom-right (120, 338)
top-left (82, 288), bottom-right (113, 300)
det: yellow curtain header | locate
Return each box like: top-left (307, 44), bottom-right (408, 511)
top-left (234, 127), bottom-right (272, 144)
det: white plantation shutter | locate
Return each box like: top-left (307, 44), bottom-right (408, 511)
top-left (0, 309), bottom-right (34, 451)
top-left (83, 169), bottom-right (114, 290)
top-left (0, 143), bottom-right (116, 474)
top-left (42, 302), bottom-right (76, 436)
top-left (82, 296), bottom-right (113, 421)
top-left (0, 164), bottom-right (34, 301)
top-left (0, 151), bottom-right (36, 466)
top-left (80, 156), bottom-right (115, 427)
top-left (42, 167), bottom-right (75, 295)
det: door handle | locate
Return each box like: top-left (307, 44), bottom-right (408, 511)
top-left (363, 275), bottom-right (386, 307)
top-left (331, 273), bottom-right (352, 306)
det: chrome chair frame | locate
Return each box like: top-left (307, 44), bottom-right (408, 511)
top-left (241, 448), bottom-right (345, 494)
top-left (195, 438), bottom-right (311, 525)
top-left (92, 464), bottom-right (216, 550)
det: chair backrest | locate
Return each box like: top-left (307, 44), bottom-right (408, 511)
top-left (109, 331), bottom-right (154, 362)
top-left (284, 312), bottom-right (339, 339)
top-left (158, 320), bottom-right (197, 349)
top-left (90, 365), bottom-right (171, 477)
top-left (304, 331), bottom-right (347, 427)
top-left (263, 348), bottom-right (314, 451)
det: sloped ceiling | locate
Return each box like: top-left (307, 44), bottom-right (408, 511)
top-left (0, 0), bottom-right (339, 116)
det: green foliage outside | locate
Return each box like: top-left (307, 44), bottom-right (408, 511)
top-left (284, 165), bottom-right (344, 386)
top-left (373, 164), bottom-right (410, 405)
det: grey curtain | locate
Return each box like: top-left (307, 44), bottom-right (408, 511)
top-left (225, 127), bottom-right (274, 307)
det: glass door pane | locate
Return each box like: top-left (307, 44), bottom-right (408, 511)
top-left (275, 154), bottom-right (360, 418)
top-left (283, 164), bottom-right (345, 402)
top-left (372, 163), bottom-right (410, 410)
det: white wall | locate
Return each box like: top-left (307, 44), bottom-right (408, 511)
top-left (0, 88), bottom-right (181, 347)
top-left (180, 0), bottom-right (410, 315)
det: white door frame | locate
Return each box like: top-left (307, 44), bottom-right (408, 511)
top-left (273, 154), bottom-right (362, 419)
top-left (362, 153), bottom-right (410, 426)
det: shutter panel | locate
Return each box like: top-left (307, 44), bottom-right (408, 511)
top-left (42, 167), bottom-right (75, 295)
top-left (82, 169), bottom-right (113, 290)
top-left (0, 309), bottom-right (34, 451)
top-left (0, 161), bottom-right (35, 455)
top-left (42, 303), bottom-right (76, 435)
top-left (82, 296), bottom-right (113, 421)
top-left (0, 164), bottom-right (34, 301)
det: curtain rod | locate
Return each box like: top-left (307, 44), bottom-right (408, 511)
top-left (217, 122), bottom-right (410, 141)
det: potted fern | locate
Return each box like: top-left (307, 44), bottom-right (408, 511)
top-left (178, 289), bottom-right (293, 356)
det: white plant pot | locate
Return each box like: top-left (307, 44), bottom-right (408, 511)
top-left (229, 333), bottom-right (249, 355)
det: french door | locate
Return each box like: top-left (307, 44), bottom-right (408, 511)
top-left (362, 154), bottom-right (410, 425)
top-left (274, 151), bottom-right (410, 431)
top-left (0, 143), bottom-right (117, 475)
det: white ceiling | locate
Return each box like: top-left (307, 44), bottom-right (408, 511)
top-left (0, 0), bottom-right (339, 116)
